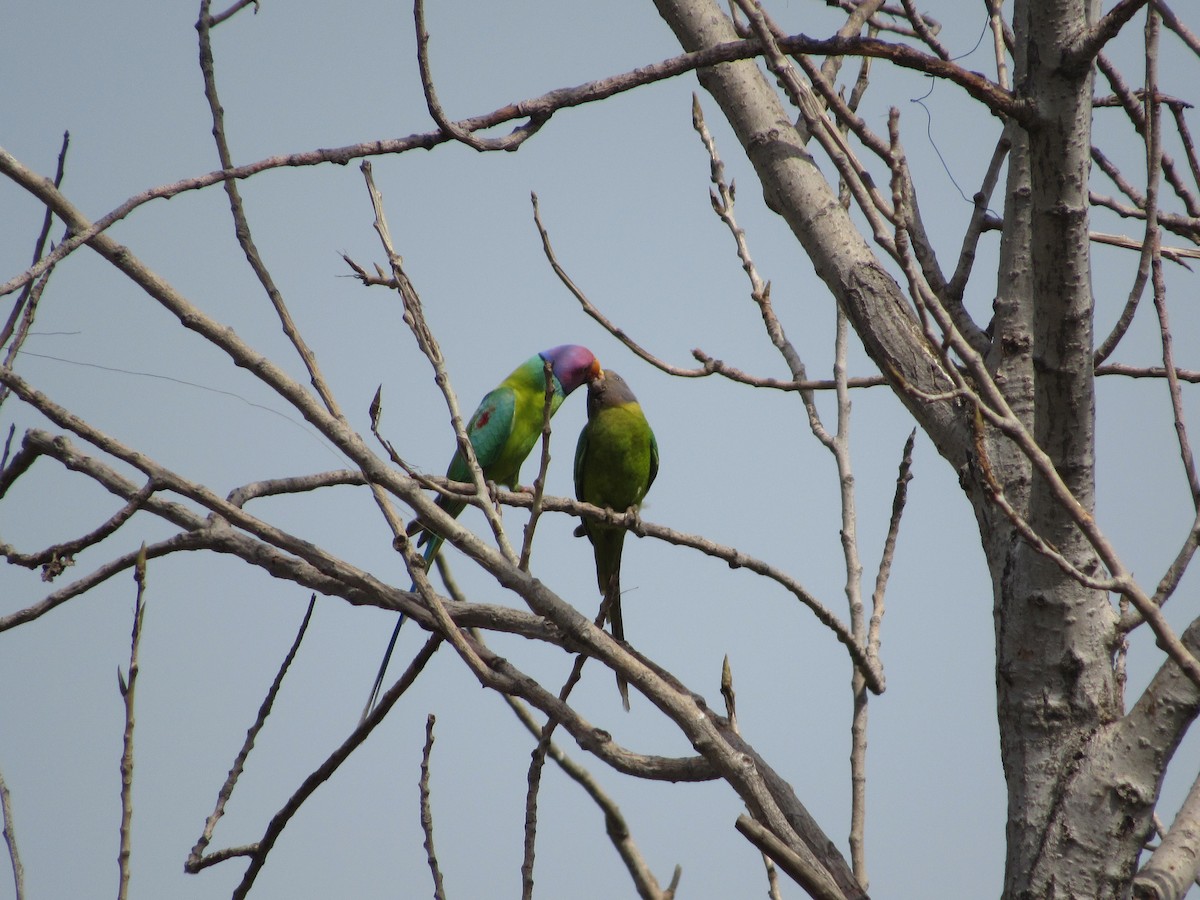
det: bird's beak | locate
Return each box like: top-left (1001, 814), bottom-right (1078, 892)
top-left (588, 357), bottom-right (603, 383)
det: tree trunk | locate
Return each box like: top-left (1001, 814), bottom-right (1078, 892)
top-left (651, 0), bottom-right (1200, 896)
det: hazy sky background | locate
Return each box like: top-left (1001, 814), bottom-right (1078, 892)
top-left (3, 1), bottom-right (1199, 897)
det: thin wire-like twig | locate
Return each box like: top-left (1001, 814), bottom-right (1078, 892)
top-left (1096, 363), bottom-right (1200, 382)
top-left (0, 131), bottom-right (68, 351)
top-left (530, 193), bottom-right (707, 379)
top-left (533, 190), bottom-right (886, 396)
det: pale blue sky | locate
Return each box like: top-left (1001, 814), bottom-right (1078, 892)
top-left (2, 2), bottom-right (1198, 898)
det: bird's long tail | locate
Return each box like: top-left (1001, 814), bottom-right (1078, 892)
top-left (361, 532), bottom-right (444, 721)
top-left (606, 574), bottom-right (630, 712)
top-left (596, 530), bottom-right (630, 711)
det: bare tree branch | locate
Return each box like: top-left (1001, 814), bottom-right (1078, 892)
top-left (414, 0), bottom-right (545, 152)
top-left (735, 814), bottom-right (847, 900)
top-left (226, 635), bottom-right (443, 899)
top-left (116, 545), bottom-right (147, 900)
top-left (0, 768), bottom-right (24, 900)
top-left (186, 596), bottom-right (316, 873)
top-left (504, 694), bottom-right (679, 900)
top-left (1134, 765), bottom-right (1200, 898)
top-left (0, 131), bottom-right (69, 411)
top-left (419, 714), bottom-right (448, 900)
top-left (1067, 0), bottom-right (1153, 71)
top-left (195, 0), bottom-right (345, 420)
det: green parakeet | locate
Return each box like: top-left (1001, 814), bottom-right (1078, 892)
top-left (574, 369), bottom-right (658, 711)
top-left (363, 345), bottom-right (601, 718)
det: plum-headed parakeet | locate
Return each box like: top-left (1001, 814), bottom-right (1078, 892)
top-left (363, 344), bottom-right (601, 717)
top-left (574, 369), bottom-right (658, 711)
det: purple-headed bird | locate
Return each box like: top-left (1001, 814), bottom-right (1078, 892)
top-left (363, 345), bottom-right (600, 718)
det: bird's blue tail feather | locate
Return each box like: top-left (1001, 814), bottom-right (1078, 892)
top-left (361, 538), bottom-right (439, 721)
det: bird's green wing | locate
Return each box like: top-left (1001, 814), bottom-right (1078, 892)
top-left (647, 427), bottom-right (659, 495)
top-left (445, 385), bottom-right (517, 483)
top-left (573, 422), bottom-right (591, 505)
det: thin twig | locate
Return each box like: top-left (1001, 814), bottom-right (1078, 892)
top-left (519, 360), bottom-right (557, 570)
top-left (195, 0), bottom-right (344, 420)
top-left (1096, 363), bottom-right (1200, 382)
top-left (0, 29), bottom-right (1026, 301)
top-left (522, 599), bottom-right (613, 900)
top-left (0, 131), bottom-right (69, 410)
top-left (361, 161), bottom-right (517, 566)
top-left (1141, 7), bottom-right (1199, 516)
top-left (2, 480), bottom-right (155, 582)
top-left (414, 0), bottom-right (545, 151)
top-left (1096, 52), bottom-right (1200, 218)
top-left (226, 635), bottom-right (442, 897)
top-left (869, 430), bottom-right (915, 660)
top-left (419, 714), bottom-right (447, 900)
top-left (505, 692), bottom-right (677, 900)
top-left (203, 0), bottom-right (258, 29)
top-left (690, 96), bottom-right (832, 439)
top-left (946, 133), bottom-right (1010, 305)
top-left (985, 0), bottom-right (1011, 90)
top-left (1091, 230), bottom-right (1200, 265)
top-left (0, 768), bottom-right (24, 900)
top-left (187, 596), bottom-right (317, 872)
top-left (1093, 105), bottom-right (1162, 366)
top-left (734, 814), bottom-right (844, 900)
top-left (0, 131), bottom-right (68, 350)
top-left (1158, 1), bottom-right (1200, 55)
top-left (117, 544), bottom-right (148, 900)
top-left (530, 193), bottom-right (707, 378)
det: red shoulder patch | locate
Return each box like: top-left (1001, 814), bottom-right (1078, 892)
top-left (475, 409), bottom-right (491, 429)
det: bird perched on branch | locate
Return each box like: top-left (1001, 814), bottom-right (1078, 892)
top-left (574, 369), bottom-right (658, 711)
top-left (363, 344), bottom-right (600, 719)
